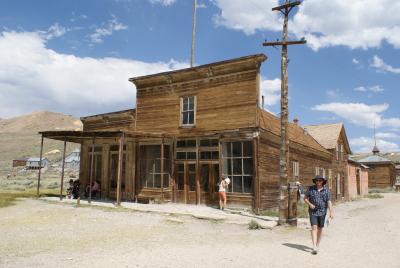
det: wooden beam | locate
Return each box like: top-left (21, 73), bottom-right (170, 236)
top-left (116, 132), bottom-right (125, 206)
top-left (88, 137), bottom-right (95, 204)
top-left (272, 1), bottom-right (301, 11)
top-left (196, 137), bottom-right (200, 205)
top-left (263, 40), bottom-right (306, 47)
top-left (36, 135), bottom-right (44, 197)
top-left (59, 139), bottom-right (67, 200)
top-left (160, 141), bottom-right (164, 202)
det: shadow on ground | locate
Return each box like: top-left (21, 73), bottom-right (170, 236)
top-left (282, 243), bottom-right (312, 252)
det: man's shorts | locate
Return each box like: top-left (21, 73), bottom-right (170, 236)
top-left (309, 214), bottom-right (326, 228)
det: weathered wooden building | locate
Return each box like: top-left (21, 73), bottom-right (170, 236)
top-left (303, 123), bottom-right (352, 201)
top-left (40, 54), bottom-right (334, 211)
top-left (357, 146), bottom-right (396, 189)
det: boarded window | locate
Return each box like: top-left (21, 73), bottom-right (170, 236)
top-left (222, 141), bottom-right (253, 193)
top-left (140, 145), bottom-right (170, 189)
top-left (180, 96), bottom-right (196, 126)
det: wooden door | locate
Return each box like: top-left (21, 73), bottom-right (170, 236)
top-left (199, 162), bottom-right (219, 204)
top-left (175, 162), bottom-right (196, 204)
top-left (356, 169), bottom-right (361, 195)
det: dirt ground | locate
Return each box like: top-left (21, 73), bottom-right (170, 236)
top-left (0, 194), bottom-right (399, 268)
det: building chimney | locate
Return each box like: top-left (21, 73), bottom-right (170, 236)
top-left (262, 95), bottom-right (265, 110)
top-left (293, 118), bottom-right (299, 126)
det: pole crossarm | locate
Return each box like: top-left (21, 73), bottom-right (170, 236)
top-left (263, 40), bottom-right (306, 47)
top-left (272, 1), bottom-right (301, 11)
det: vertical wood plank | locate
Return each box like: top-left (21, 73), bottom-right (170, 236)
top-left (36, 135), bottom-right (44, 197)
top-left (160, 141), bottom-right (164, 202)
top-left (59, 139), bottom-right (67, 200)
top-left (88, 137), bottom-right (95, 204)
top-left (116, 133), bottom-right (124, 206)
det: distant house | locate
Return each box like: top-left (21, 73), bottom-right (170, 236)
top-left (357, 146), bottom-right (396, 189)
top-left (302, 123), bottom-right (352, 201)
top-left (26, 157), bottom-right (49, 169)
top-left (347, 159), bottom-right (369, 198)
top-left (65, 149), bottom-right (80, 168)
top-left (13, 158), bottom-right (27, 167)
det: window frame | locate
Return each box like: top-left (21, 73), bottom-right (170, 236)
top-left (180, 96), bottom-right (196, 127)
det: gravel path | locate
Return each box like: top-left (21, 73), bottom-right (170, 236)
top-left (0, 194), bottom-right (399, 268)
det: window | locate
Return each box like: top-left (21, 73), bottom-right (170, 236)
top-left (292, 161), bottom-right (299, 179)
top-left (199, 138), bottom-right (219, 160)
top-left (337, 173), bottom-right (341, 195)
top-left (315, 167), bottom-right (325, 177)
top-left (180, 96), bottom-right (196, 126)
top-left (140, 145), bottom-right (170, 189)
top-left (176, 139), bottom-right (197, 160)
top-left (222, 141), bottom-right (253, 193)
top-left (328, 169), bottom-right (332, 189)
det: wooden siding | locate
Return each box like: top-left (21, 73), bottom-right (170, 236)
top-left (135, 73), bottom-right (259, 134)
top-left (367, 164), bottom-right (396, 188)
top-left (258, 131), bottom-right (332, 210)
top-left (81, 109), bottom-right (135, 131)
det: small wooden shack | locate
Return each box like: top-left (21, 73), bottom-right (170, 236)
top-left (40, 54), bottom-right (333, 211)
top-left (357, 146), bottom-right (396, 189)
top-left (26, 157), bottom-right (49, 169)
top-left (12, 158), bottom-right (27, 167)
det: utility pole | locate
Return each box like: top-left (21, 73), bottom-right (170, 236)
top-left (263, 0), bottom-right (306, 226)
top-left (190, 0), bottom-right (197, 67)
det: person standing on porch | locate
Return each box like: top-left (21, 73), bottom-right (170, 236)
top-left (218, 177), bottom-right (230, 210)
top-left (304, 175), bottom-right (334, 255)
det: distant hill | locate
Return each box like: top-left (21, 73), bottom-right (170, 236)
top-left (0, 111), bottom-right (82, 134)
top-left (0, 111), bottom-right (82, 175)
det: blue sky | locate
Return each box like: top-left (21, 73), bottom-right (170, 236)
top-left (0, 0), bottom-right (399, 153)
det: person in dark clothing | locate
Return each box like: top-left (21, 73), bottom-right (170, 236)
top-left (72, 179), bottom-right (80, 199)
top-left (304, 175), bottom-right (334, 255)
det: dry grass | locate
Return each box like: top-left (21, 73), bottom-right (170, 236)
top-left (0, 189), bottom-right (59, 208)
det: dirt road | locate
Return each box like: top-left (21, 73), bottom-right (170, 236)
top-left (0, 194), bottom-right (399, 268)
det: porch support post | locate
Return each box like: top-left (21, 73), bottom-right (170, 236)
top-left (36, 135), bottom-right (44, 197)
top-left (160, 140), bottom-right (164, 202)
top-left (253, 136), bottom-right (260, 214)
top-left (196, 137), bottom-right (200, 205)
top-left (88, 136), bottom-right (95, 204)
top-left (59, 138), bottom-right (67, 200)
top-left (116, 132), bottom-right (124, 206)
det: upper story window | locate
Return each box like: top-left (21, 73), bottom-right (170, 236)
top-left (180, 96), bottom-right (196, 126)
top-left (337, 143), bottom-right (343, 161)
top-left (292, 160), bottom-right (299, 180)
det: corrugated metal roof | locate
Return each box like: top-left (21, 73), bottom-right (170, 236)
top-left (358, 155), bottom-right (392, 163)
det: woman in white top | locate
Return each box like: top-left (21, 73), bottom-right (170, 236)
top-left (218, 177), bottom-right (230, 210)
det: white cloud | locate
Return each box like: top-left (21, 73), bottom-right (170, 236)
top-left (370, 55), bottom-right (400, 74)
top-left (149, 0), bottom-right (176, 6)
top-left (197, 3), bottom-right (207, 9)
top-left (354, 85), bottom-right (384, 93)
top-left (312, 102), bottom-right (400, 129)
top-left (326, 89), bottom-right (340, 98)
top-left (212, 0), bottom-right (282, 35)
top-left (0, 31), bottom-right (188, 118)
top-left (354, 86), bottom-right (367, 92)
top-left (376, 132), bottom-right (400, 140)
top-left (213, 0), bottom-right (400, 50)
top-left (350, 136), bottom-right (399, 153)
top-left (89, 15), bottom-right (128, 44)
top-left (260, 77), bottom-right (281, 107)
top-left (37, 23), bottom-right (67, 40)
top-left (352, 58), bottom-right (359, 64)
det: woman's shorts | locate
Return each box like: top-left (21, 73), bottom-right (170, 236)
top-left (218, 191), bottom-right (226, 200)
top-left (309, 214), bottom-right (326, 228)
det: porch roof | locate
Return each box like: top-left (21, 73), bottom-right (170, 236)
top-left (39, 130), bottom-right (172, 143)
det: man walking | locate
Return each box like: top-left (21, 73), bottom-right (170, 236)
top-left (304, 175), bottom-right (334, 255)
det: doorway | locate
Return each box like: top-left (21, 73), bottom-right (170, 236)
top-left (175, 162), bottom-right (219, 204)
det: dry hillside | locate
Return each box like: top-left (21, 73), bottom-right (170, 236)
top-left (0, 111), bottom-right (82, 175)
